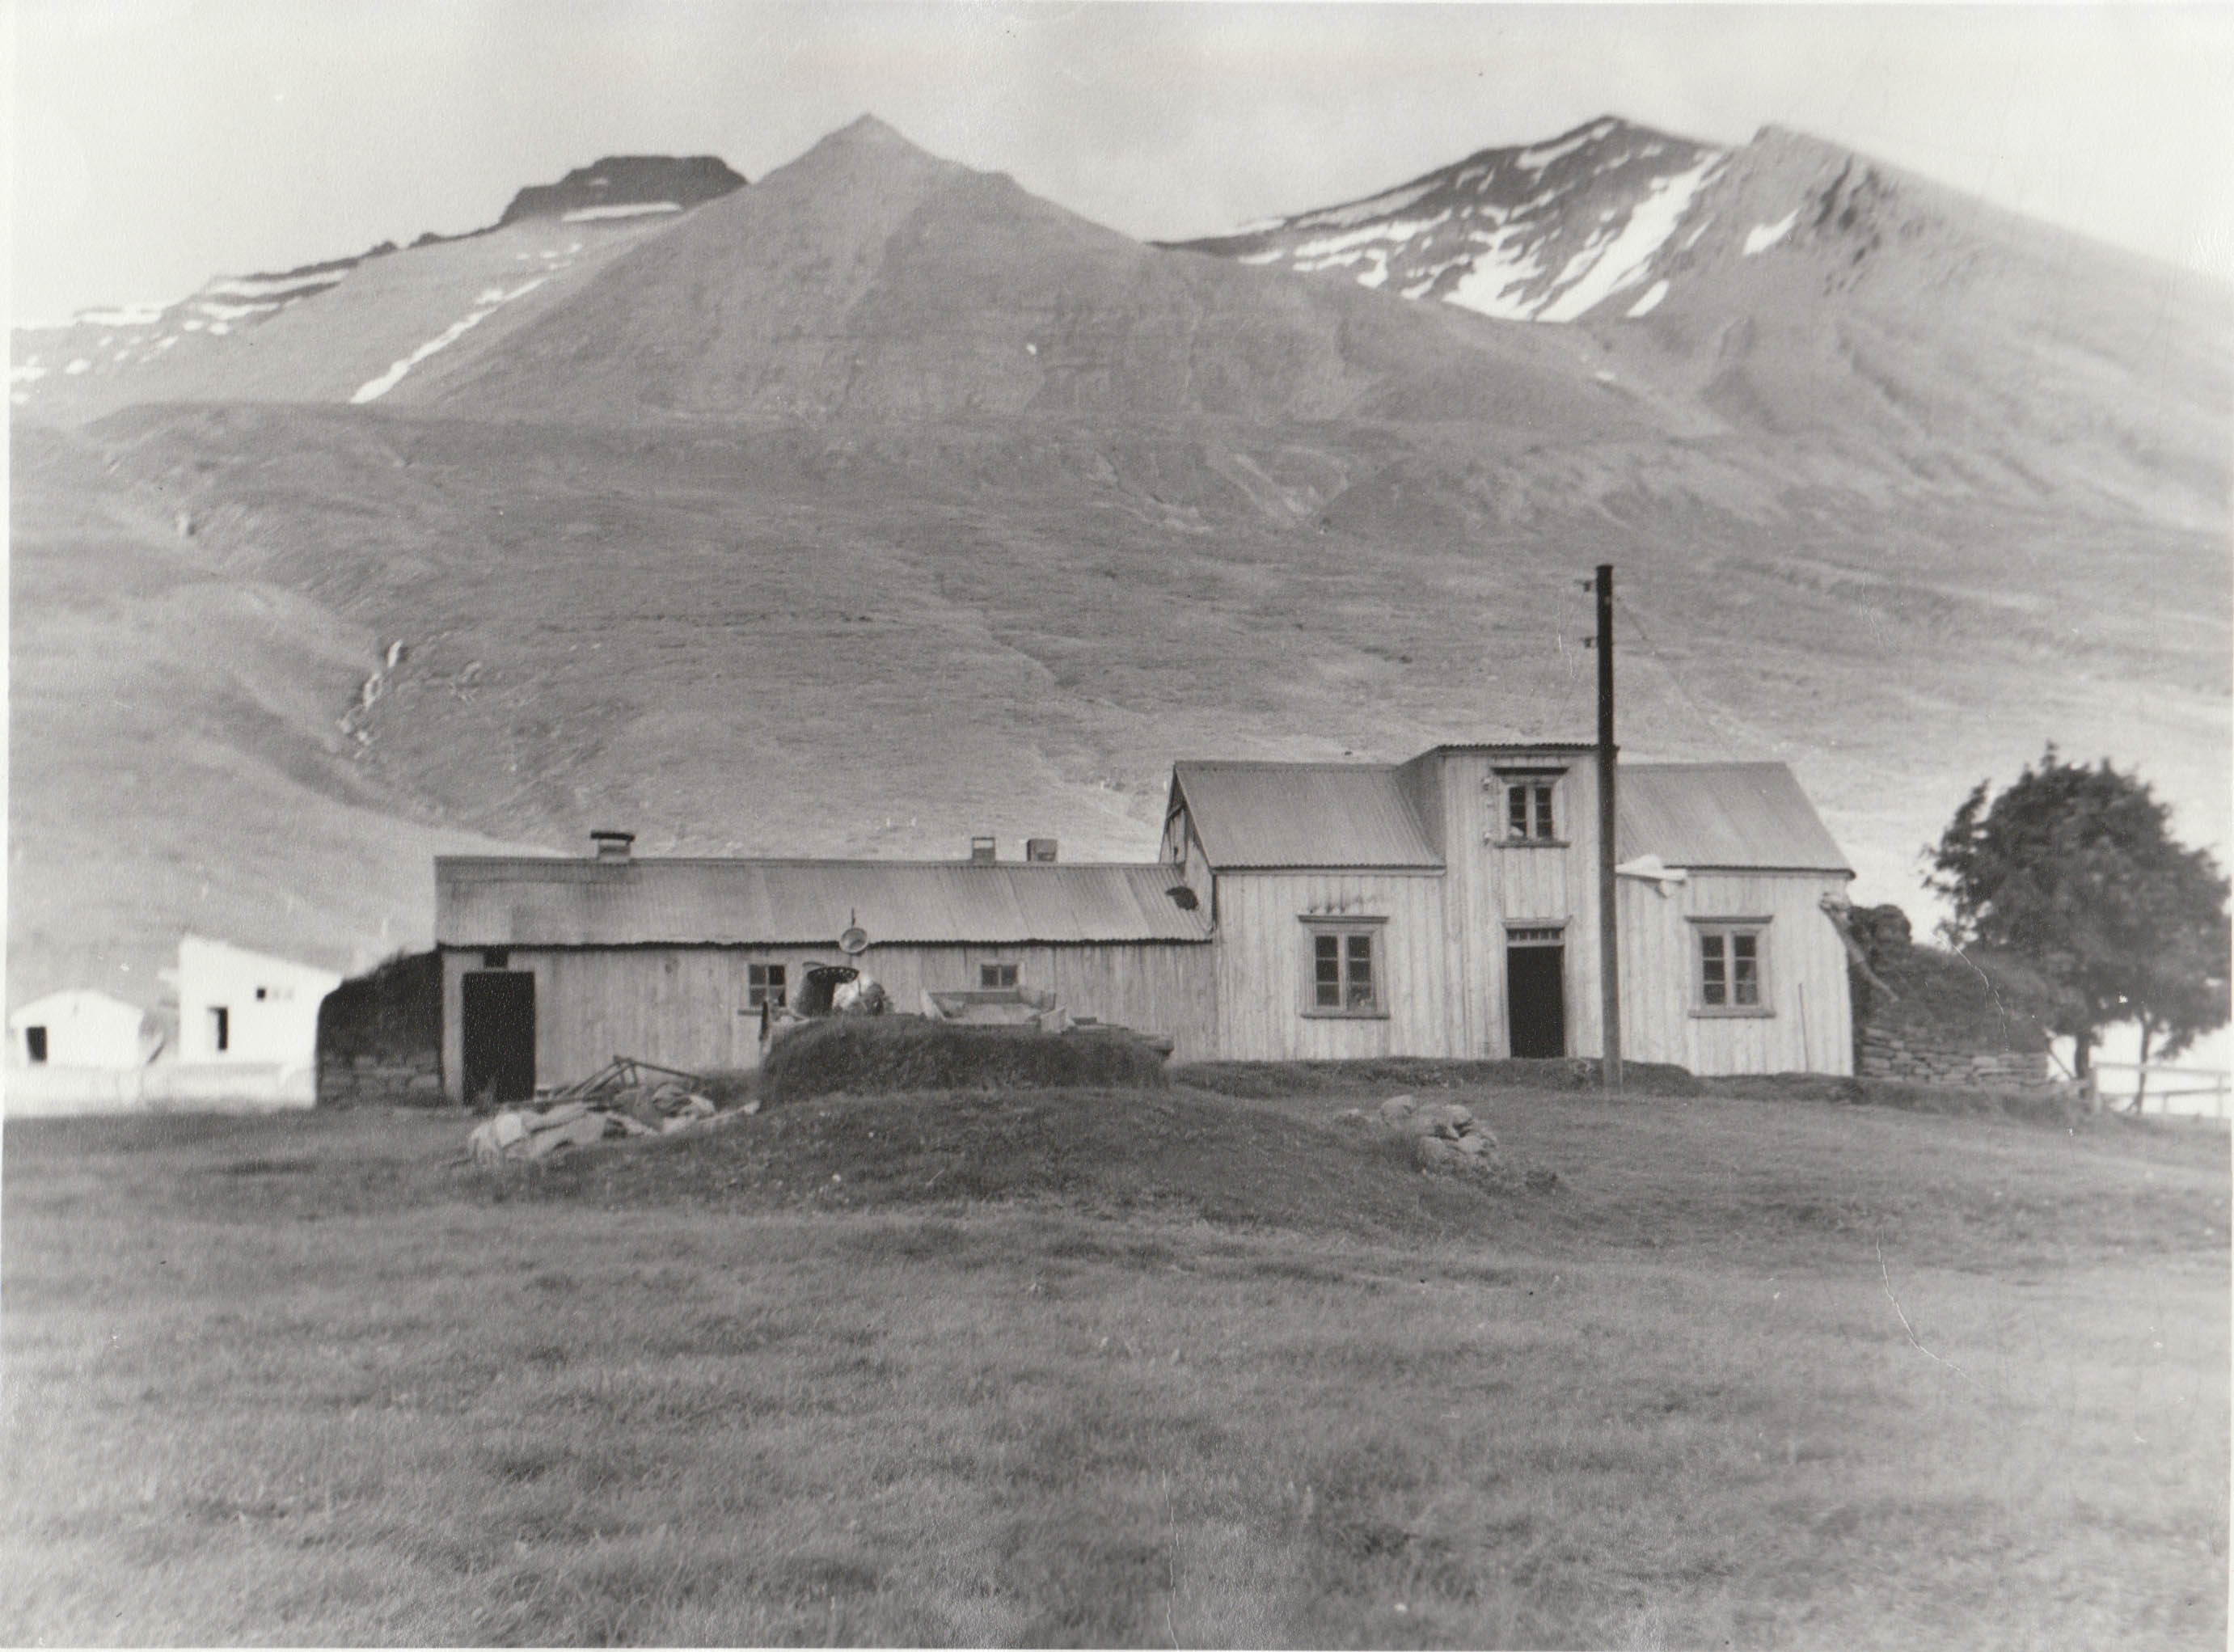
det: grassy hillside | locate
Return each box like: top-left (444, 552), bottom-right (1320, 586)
top-left (12, 385), bottom-right (2225, 1004)
top-left (2, 1080), bottom-right (2223, 1645)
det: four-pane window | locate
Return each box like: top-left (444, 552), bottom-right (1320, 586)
top-left (980, 963), bottom-right (1020, 990)
top-left (1506, 782), bottom-right (1556, 841)
top-left (1694, 923), bottom-right (1770, 1013)
top-left (747, 964), bottom-right (786, 1008)
top-left (1305, 924), bottom-right (1383, 1015)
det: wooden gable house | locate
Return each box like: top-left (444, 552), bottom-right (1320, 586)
top-left (1160, 746), bottom-right (1856, 1074)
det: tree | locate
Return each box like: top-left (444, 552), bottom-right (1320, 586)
top-left (1926, 747), bottom-right (2230, 1101)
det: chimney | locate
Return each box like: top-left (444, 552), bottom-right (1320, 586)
top-left (590, 830), bottom-right (636, 861)
top-left (969, 835), bottom-right (997, 864)
top-left (1025, 838), bottom-right (1058, 863)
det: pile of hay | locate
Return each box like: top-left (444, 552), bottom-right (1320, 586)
top-left (760, 1016), bottom-right (1169, 1104)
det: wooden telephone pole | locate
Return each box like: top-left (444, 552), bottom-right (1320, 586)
top-left (1594, 564), bottom-right (1623, 1091)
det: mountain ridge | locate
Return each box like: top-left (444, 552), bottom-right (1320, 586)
top-left (7, 114), bottom-right (2227, 1018)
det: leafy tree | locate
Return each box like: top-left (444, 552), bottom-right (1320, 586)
top-left (1926, 748), bottom-right (2230, 1098)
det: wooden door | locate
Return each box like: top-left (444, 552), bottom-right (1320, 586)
top-left (1506, 945), bottom-right (1565, 1058)
top-left (462, 970), bottom-right (536, 1103)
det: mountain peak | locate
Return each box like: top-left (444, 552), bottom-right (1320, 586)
top-left (825, 113), bottom-right (923, 152)
top-left (497, 154), bottom-right (745, 226)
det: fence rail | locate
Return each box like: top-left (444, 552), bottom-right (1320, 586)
top-left (2083, 1062), bottom-right (2231, 1119)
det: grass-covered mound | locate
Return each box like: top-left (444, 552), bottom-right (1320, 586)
top-left (522, 1084), bottom-right (1546, 1237)
top-left (760, 1016), bottom-right (1169, 1104)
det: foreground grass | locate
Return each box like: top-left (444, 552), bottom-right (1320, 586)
top-left (2, 1086), bottom-right (2225, 1647)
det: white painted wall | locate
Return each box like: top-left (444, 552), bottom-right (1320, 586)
top-left (175, 935), bottom-right (340, 1073)
top-left (6, 989), bottom-right (148, 1069)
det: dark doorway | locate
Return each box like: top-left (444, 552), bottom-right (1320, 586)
top-left (462, 970), bottom-right (536, 1103)
top-left (1506, 945), bottom-right (1566, 1058)
top-left (796, 965), bottom-right (859, 1017)
top-left (24, 1027), bottom-right (46, 1064)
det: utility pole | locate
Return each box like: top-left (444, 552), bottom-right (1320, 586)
top-left (1594, 564), bottom-right (1623, 1091)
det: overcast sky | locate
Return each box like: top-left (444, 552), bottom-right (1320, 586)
top-left (11, 2), bottom-right (2234, 323)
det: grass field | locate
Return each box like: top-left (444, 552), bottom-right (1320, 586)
top-left (2, 1077), bottom-right (2225, 1647)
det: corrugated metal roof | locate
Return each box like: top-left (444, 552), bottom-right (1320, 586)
top-left (436, 859), bottom-right (1214, 948)
top-left (1617, 763), bottom-right (1851, 873)
top-left (1172, 762), bottom-right (1442, 868)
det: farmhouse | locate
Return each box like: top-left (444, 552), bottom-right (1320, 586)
top-left (434, 745), bottom-right (1856, 1100)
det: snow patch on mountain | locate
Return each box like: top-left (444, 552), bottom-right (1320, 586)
top-left (79, 304), bottom-right (168, 327)
top-left (1744, 209), bottom-right (1800, 256)
top-left (1535, 154), bottom-right (1720, 321)
top-left (349, 277), bottom-right (548, 403)
top-left (1164, 118), bottom-right (1728, 327)
top-left (1624, 278), bottom-right (1670, 317)
top-left (561, 201), bottom-right (683, 223)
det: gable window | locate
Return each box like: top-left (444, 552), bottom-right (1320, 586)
top-left (980, 963), bottom-right (1020, 990)
top-left (1693, 920), bottom-right (1772, 1016)
top-left (1492, 769), bottom-right (1565, 843)
top-left (1301, 918), bottom-right (1387, 1017)
top-left (747, 964), bottom-right (787, 1009)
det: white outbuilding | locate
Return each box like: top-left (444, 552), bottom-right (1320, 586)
top-left (176, 936), bottom-right (342, 1078)
top-left (7, 989), bottom-right (150, 1070)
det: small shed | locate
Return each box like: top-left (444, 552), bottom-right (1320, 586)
top-left (7, 989), bottom-right (149, 1070)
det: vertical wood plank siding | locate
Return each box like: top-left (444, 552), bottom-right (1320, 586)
top-left (1615, 871), bottom-right (1854, 1075)
top-left (442, 941), bottom-right (1217, 1098)
top-left (1210, 872), bottom-right (1448, 1059)
top-left (1428, 752), bottom-right (1603, 1059)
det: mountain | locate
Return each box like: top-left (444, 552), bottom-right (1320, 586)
top-left (9, 116), bottom-right (2228, 1020)
top-left (1166, 118), bottom-right (2231, 528)
top-left (9, 154), bottom-right (745, 427)
top-left (496, 154), bottom-right (745, 226)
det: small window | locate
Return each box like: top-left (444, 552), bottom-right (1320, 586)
top-left (1303, 921), bottom-right (1385, 1016)
top-left (980, 963), bottom-right (1019, 990)
top-left (24, 1027), bottom-right (47, 1065)
top-left (1504, 781), bottom-right (1557, 841)
top-left (210, 1005), bottom-right (230, 1053)
top-left (1695, 923), bottom-right (1772, 1016)
top-left (254, 987), bottom-right (268, 1002)
top-left (747, 964), bottom-right (787, 1009)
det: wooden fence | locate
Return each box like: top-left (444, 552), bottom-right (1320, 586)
top-left (2084, 1061), bottom-right (2232, 1119)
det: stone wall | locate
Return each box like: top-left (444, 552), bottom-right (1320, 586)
top-left (319, 1048), bottom-right (446, 1107)
top-left (1857, 1026), bottom-right (2050, 1089)
top-left (1842, 905), bottom-right (2056, 1092)
top-left (316, 950), bottom-right (446, 1107)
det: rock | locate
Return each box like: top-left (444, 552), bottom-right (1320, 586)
top-left (1378, 1095), bottom-right (1417, 1126)
top-left (1413, 1134), bottom-right (1463, 1170)
top-left (1412, 1101), bottom-right (1474, 1139)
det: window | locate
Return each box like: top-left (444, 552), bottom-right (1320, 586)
top-left (210, 1005), bottom-right (230, 1053)
top-left (1694, 922), bottom-right (1772, 1016)
top-left (24, 1027), bottom-right (46, 1065)
top-left (747, 964), bottom-right (787, 1009)
top-left (980, 963), bottom-right (1019, 990)
top-left (254, 987), bottom-right (268, 1002)
top-left (1493, 771), bottom-right (1563, 842)
top-left (1303, 919), bottom-right (1386, 1016)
